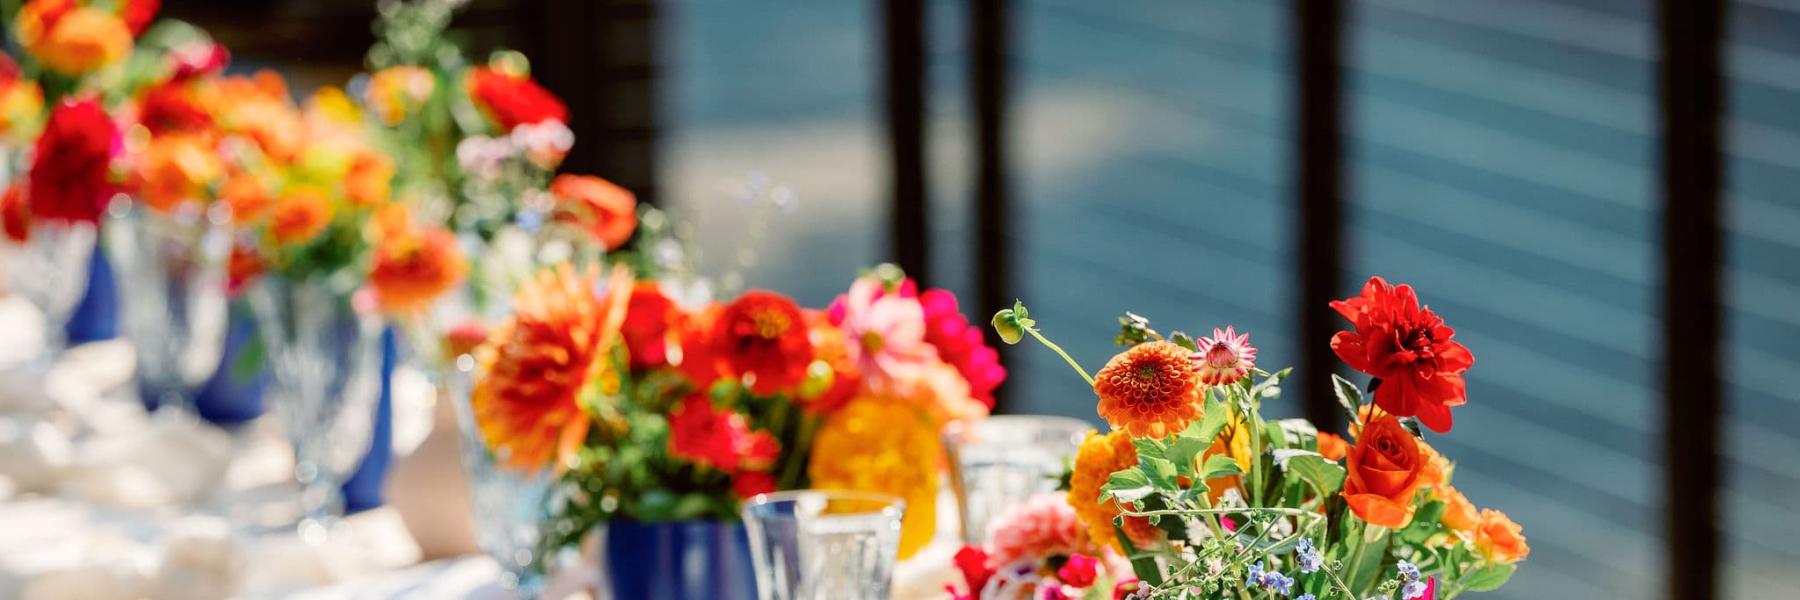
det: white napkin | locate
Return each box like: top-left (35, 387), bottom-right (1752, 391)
top-left (58, 411), bottom-right (233, 509)
top-left (0, 418), bottom-right (72, 494)
top-left (150, 516), bottom-right (247, 599)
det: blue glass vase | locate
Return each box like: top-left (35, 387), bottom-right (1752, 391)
top-left (603, 520), bottom-right (757, 600)
top-left (340, 327), bottom-right (397, 514)
top-left (64, 249), bottom-right (117, 344)
top-left (191, 302), bottom-right (268, 426)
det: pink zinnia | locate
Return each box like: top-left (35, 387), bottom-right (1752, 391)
top-left (828, 276), bottom-right (938, 390)
top-left (1194, 326), bottom-right (1257, 386)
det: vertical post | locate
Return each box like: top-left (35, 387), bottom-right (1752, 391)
top-left (972, 0), bottom-right (1012, 410)
top-left (884, 0), bottom-right (930, 283)
top-left (516, 0), bottom-right (660, 205)
top-left (1294, 0), bottom-right (1347, 433)
top-left (1658, 1), bottom-right (1726, 599)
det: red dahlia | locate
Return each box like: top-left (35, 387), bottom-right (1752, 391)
top-left (466, 67), bottom-right (568, 131)
top-left (1329, 276), bottom-right (1474, 433)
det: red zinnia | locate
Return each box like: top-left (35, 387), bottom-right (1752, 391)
top-left (1330, 276), bottom-right (1474, 433)
top-left (29, 98), bottom-right (117, 223)
top-left (466, 67), bottom-right (568, 131)
top-left (713, 290), bottom-right (814, 395)
top-left (667, 394), bottom-right (779, 472)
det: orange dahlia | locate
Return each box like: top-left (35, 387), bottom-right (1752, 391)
top-left (713, 290), bottom-right (814, 395)
top-left (473, 265), bottom-right (632, 472)
top-left (1067, 430), bottom-right (1162, 553)
top-left (808, 397), bottom-right (939, 559)
top-left (368, 224), bottom-right (465, 312)
top-left (1094, 341), bottom-right (1203, 439)
top-left (548, 174), bottom-right (637, 250)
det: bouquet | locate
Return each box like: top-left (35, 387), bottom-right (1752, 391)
top-left (464, 264), bottom-right (1005, 558)
top-left (965, 277), bottom-right (1527, 599)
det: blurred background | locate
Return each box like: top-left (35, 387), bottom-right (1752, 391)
top-left (162, 0), bottom-right (1798, 598)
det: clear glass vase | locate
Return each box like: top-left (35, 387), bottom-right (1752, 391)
top-left (1, 220), bottom-right (96, 370)
top-left (246, 274), bottom-right (384, 541)
top-left (943, 415), bottom-right (1092, 544)
top-left (446, 353), bottom-right (553, 598)
top-left (742, 490), bottom-right (906, 600)
top-left (102, 201), bottom-right (231, 414)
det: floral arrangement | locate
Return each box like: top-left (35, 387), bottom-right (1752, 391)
top-left (463, 264), bottom-right (1005, 558)
top-left (0, 0), bottom-right (465, 311)
top-left (974, 277), bottom-right (1526, 599)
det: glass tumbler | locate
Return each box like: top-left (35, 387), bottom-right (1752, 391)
top-left (943, 415), bottom-right (1091, 544)
top-left (742, 491), bottom-right (905, 600)
top-left (1, 219), bottom-right (96, 369)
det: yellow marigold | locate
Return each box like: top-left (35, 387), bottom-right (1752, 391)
top-left (807, 397), bottom-right (939, 559)
top-left (18, 5), bottom-right (131, 76)
top-left (473, 265), bottom-right (631, 472)
top-left (1201, 413), bottom-right (1253, 503)
top-left (1094, 341), bottom-right (1203, 438)
top-left (1067, 430), bottom-right (1162, 553)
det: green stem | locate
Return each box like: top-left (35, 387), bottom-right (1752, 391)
top-left (1027, 327), bottom-right (1095, 386)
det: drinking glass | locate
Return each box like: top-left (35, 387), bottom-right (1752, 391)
top-left (102, 200), bottom-right (231, 414)
top-left (742, 490), bottom-right (905, 600)
top-left (1, 220), bottom-right (96, 369)
top-left (247, 274), bottom-right (384, 541)
top-left (446, 353), bottom-right (554, 598)
top-left (943, 415), bottom-right (1091, 544)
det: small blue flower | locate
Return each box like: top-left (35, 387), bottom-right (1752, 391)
top-left (1396, 560), bottom-right (1421, 582)
top-left (1296, 538), bottom-right (1324, 574)
top-left (1246, 561), bottom-right (1265, 589)
top-left (1297, 595), bottom-right (1317, 600)
top-left (1265, 572), bottom-right (1295, 596)
top-left (1402, 580), bottom-right (1428, 599)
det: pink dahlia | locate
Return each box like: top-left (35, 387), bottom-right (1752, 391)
top-left (1194, 326), bottom-right (1256, 386)
top-left (918, 288), bottom-right (1006, 411)
top-left (985, 494), bottom-right (1100, 567)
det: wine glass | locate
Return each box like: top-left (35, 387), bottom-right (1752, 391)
top-left (943, 415), bottom-right (1091, 544)
top-left (1, 220), bottom-right (96, 371)
top-left (102, 200), bottom-right (231, 415)
top-left (246, 273), bottom-right (384, 542)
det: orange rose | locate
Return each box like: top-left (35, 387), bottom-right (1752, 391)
top-left (136, 134), bottom-right (221, 212)
top-left (1434, 484), bottom-right (1479, 534)
top-left (1473, 508), bottom-right (1529, 563)
top-left (267, 188), bottom-right (332, 245)
top-left (1342, 414), bottom-right (1433, 528)
top-left (19, 4), bottom-right (132, 76)
top-left (549, 174), bottom-right (637, 250)
top-left (1317, 432), bottom-right (1348, 461)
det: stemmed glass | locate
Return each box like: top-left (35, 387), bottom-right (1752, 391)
top-left (943, 415), bottom-right (1091, 544)
top-left (446, 352), bottom-right (554, 598)
top-left (102, 200), bottom-right (231, 414)
top-left (1, 219), bottom-right (96, 372)
top-left (247, 273), bottom-right (384, 542)
top-left (742, 490), bottom-right (906, 600)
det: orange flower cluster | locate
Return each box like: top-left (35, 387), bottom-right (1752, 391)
top-left (12, 0), bottom-right (149, 76)
top-left (1067, 430), bottom-right (1162, 553)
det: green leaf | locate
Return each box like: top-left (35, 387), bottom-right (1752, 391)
top-left (1186, 394), bottom-right (1231, 447)
top-left (1102, 469), bottom-right (1155, 504)
top-left (1166, 436), bottom-right (1208, 478)
top-left (1250, 367), bottom-right (1292, 400)
top-left (1331, 374), bottom-right (1365, 424)
top-left (1168, 331), bottom-right (1198, 352)
top-left (1273, 419), bottom-right (1319, 450)
top-left (1460, 563), bottom-right (1517, 592)
top-left (1115, 312), bottom-right (1158, 347)
top-left (1200, 454), bottom-right (1243, 480)
top-left (1274, 450), bottom-right (1347, 496)
top-left (1142, 456), bottom-right (1180, 491)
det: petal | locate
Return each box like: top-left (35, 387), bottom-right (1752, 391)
top-left (1344, 493), bottom-right (1414, 528)
top-left (1331, 331), bottom-right (1373, 373)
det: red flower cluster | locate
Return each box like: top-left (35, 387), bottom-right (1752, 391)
top-left (919, 288), bottom-right (1005, 411)
top-left (712, 291), bottom-right (815, 395)
top-left (28, 98), bottom-right (117, 223)
top-left (1331, 276), bottom-right (1474, 433)
top-left (667, 395), bottom-right (779, 497)
top-left (620, 281), bottom-right (680, 370)
top-left (137, 79), bottom-right (212, 136)
top-left (466, 66), bottom-right (568, 131)
top-left (949, 545), bottom-right (995, 600)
